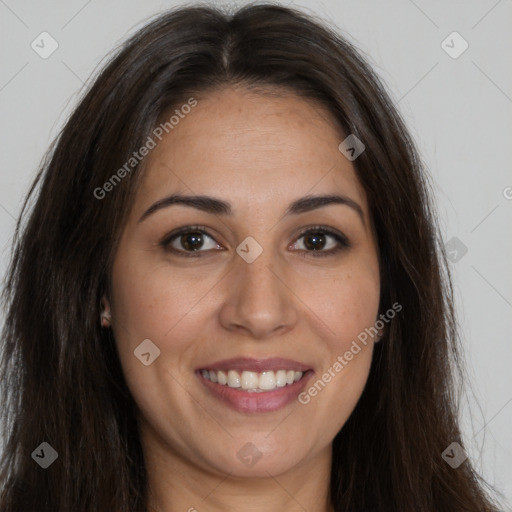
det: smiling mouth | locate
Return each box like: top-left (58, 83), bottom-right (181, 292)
top-left (198, 368), bottom-right (308, 392)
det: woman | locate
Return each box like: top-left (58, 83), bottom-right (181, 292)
top-left (0, 4), bottom-right (504, 511)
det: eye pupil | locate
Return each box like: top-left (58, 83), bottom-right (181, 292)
top-left (181, 232), bottom-right (204, 251)
top-left (304, 232), bottom-right (325, 251)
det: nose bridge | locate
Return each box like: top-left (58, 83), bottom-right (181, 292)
top-left (219, 234), bottom-right (297, 338)
top-left (235, 235), bottom-right (284, 301)
top-left (239, 243), bottom-right (278, 288)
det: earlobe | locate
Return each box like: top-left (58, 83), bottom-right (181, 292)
top-left (100, 295), bottom-right (112, 327)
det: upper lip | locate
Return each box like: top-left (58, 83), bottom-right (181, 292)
top-left (197, 357), bottom-right (312, 373)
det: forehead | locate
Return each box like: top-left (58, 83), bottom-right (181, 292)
top-left (133, 86), bottom-right (369, 220)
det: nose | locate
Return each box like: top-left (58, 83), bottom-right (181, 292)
top-left (218, 244), bottom-right (298, 340)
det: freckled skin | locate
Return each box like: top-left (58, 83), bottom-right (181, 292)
top-left (104, 86), bottom-right (380, 512)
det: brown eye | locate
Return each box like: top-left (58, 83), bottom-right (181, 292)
top-left (160, 226), bottom-right (223, 257)
top-left (302, 232), bottom-right (329, 251)
top-left (179, 232), bottom-right (206, 251)
top-left (291, 226), bottom-right (350, 257)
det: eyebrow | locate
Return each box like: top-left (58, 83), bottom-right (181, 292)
top-left (138, 193), bottom-right (365, 226)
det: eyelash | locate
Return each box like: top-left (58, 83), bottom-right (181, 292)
top-left (159, 224), bottom-right (351, 259)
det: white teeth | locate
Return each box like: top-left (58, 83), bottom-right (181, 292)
top-left (275, 370), bottom-right (287, 387)
top-left (227, 370), bottom-right (241, 388)
top-left (201, 368), bottom-right (306, 391)
top-left (259, 371), bottom-right (276, 390)
top-left (241, 371), bottom-right (259, 390)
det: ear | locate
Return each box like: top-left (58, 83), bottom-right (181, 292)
top-left (100, 294), bottom-right (112, 327)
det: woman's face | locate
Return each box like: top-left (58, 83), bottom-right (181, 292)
top-left (106, 86), bottom-right (380, 479)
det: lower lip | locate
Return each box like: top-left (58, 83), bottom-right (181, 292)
top-left (197, 371), bottom-right (314, 413)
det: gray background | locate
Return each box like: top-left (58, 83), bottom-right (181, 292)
top-left (0, 0), bottom-right (511, 506)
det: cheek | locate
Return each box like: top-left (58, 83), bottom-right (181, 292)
top-left (108, 251), bottom-right (225, 379)
top-left (294, 264), bottom-right (379, 430)
top-left (325, 268), bottom-right (380, 377)
top-left (307, 259), bottom-right (381, 344)
top-left (110, 246), bottom-right (209, 334)
top-left (108, 258), bottom-right (201, 419)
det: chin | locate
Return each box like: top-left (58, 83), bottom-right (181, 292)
top-left (201, 440), bottom-right (306, 478)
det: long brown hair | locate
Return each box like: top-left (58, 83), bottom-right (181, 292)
top-left (0, 3), bottom-right (504, 511)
